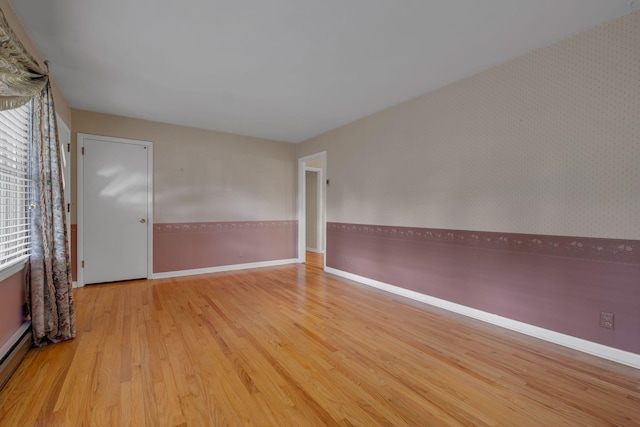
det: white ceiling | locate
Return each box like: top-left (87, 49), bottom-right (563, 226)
top-left (10, 0), bottom-right (639, 143)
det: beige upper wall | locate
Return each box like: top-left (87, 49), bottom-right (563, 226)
top-left (298, 10), bottom-right (640, 240)
top-left (72, 109), bottom-right (297, 224)
top-left (0, 1), bottom-right (71, 126)
top-left (6, 0), bottom-right (296, 226)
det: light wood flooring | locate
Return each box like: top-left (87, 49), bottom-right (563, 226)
top-left (1, 262), bottom-right (639, 426)
top-left (305, 251), bottom-right (324, 270)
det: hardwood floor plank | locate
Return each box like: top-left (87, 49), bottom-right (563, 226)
top-left (305, 251), bottom-right (324, 270)
top-left (1, 263), bottom-right (639, 426)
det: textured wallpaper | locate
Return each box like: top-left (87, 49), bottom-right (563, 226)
top-left (298, 11), bottom-right (640, 240)
top-left (72, 109), bottom-right (298, 224)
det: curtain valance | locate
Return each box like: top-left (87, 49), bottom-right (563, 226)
top-left (0, 9), bottom-right (48, 111)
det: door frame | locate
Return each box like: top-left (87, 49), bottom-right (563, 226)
top-left (304, 167), bottom-right (323, 253)
top-left (297, 151), bottom-right (326, 265)
top-left (55, 114), bottom-right (71, 263)
top-left (76, 133), bottom-right (154, 287)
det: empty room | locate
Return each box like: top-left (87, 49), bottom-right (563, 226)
top-left (0, 0), bottom-right (639, 425)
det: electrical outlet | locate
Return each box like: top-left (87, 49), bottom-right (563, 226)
top-left (600, 312), bottom-right (614, 330)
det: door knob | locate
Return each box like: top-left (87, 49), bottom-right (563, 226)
top-left (139, 218), bottom-right (146, 223)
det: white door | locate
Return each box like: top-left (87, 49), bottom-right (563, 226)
top-left (79, 135), bottom-right (152, 285)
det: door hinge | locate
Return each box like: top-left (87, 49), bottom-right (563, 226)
top-left (81, 260), bottom-right (85, 268)
top-left (81, 146), bottom-right (84, 155)
top-left (67, 143), bottom-right (70, 152)
top-left (67, 203), bottom-right (70, 213)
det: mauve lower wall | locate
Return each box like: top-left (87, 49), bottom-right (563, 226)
top-left (71, 222), bottom-right (297, 277)
top-left (154, 221), bottom-right (297, 273)
top-left (0, 270), bottom-right (25, 350)
top-left (327, 223), bottom-right (640, 354)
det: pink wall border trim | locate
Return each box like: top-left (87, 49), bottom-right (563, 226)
top-left (154, 221), bottom-right (298, 233)
top-left (327, 223), bottom-right (638, 265)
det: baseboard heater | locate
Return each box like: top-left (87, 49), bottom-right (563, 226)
top-left (0, 321), bottom-right (32, 391)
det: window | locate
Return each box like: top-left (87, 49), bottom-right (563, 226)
top-left (0, 102), bottom-right (32, 267)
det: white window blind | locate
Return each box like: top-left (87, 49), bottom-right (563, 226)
top-left (0, 102), bottom-right (31, 266)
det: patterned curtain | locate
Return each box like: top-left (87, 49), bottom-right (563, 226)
top-left (28, 83), bottom-right (75, 346)
top-left (0, 8), bottom-right (75, 345)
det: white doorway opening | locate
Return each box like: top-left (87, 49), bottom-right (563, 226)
top-left (297, 151), bottom-right (326, 266)
top-left (305, 167), bottom-right (323, 253)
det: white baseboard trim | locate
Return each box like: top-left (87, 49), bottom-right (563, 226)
top-left (325, 267), bottom-right (640, 370)
top-left (153, 258), bottom-right (299, 279)
top-left (305, 247), bottom-right (324, 253)
top-left (72, 281), bottom-right (81, 289)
